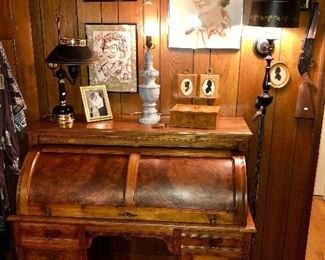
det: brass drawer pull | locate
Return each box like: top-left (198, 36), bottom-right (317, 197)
top-left (45, 229), bottom-right (54, 240)
top-left (207, 214), bottom-right (217, 225)
top-left (44, 207), bottom-right (52, 217)
top-left (119, 212), bottom-right (137, 218)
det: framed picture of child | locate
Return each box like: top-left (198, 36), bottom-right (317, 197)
top-left (80, 85), bottom-right (113, 122)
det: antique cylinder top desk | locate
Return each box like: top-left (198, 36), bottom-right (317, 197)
top-left (9, 116), bottom-right (256, 260)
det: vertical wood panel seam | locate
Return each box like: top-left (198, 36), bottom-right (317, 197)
top-left (100, 3), bottom-right (103, 23)
top-left (38, 0), bottom-right (50, 115)
top-left (75, 0), bottom-right (80, 37)
top-left (235, 25), bottom-right (245, 117)
top-left (276, 28), bottom-right (300, 260)
top-left (159, 0), bottom-right (162, 110)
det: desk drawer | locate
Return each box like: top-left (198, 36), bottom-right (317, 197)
top-left (24, 249), bottom-right (80, 260)
top-left (20, 223), bottom-right (79, 240)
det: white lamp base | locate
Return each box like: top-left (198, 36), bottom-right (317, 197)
top-left (138, 49), bottom-right (160, 125)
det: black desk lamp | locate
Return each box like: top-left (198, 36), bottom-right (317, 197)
top-left (248, 0), bottom-right (300, 218)
top-left (45, 38), bottom-right (97, 124)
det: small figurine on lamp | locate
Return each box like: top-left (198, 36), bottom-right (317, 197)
top-left (138, 5), bottom-right (161, 125)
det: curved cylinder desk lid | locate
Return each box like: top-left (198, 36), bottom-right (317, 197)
top-left (17, 148), bottom-right (247, 226)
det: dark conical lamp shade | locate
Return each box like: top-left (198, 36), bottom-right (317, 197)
top-left (249, 0), bottom-right (300, 28)
top-left (45, 38), bottom-right (98, 65)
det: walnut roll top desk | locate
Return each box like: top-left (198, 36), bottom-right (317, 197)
top-left (9, 116), bottom-right (256, 260)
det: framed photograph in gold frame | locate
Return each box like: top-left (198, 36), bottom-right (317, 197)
top-left (80, 85), bottom-right (113, 122)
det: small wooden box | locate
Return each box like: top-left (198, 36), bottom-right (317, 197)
top-left (170, 104), bottom-right (221, 129)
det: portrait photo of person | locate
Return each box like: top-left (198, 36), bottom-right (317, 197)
top-left (87, 90), bottom-right (108, 118)
top-left (80, 85), bottom-right (113, 122)
top-left (86, 24), bottom-right (138, 93)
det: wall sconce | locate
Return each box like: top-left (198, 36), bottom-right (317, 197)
top-left (138, 0), bottom-right (160, 124)
top-left (248, 0), bottom-right (300, 218)
top-left (45, 38), bottom-right (97, 124)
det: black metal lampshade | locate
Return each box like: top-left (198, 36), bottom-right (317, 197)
top-left (45, 38), bottom-right (97, 65)
top-left (249, 0), bottom-right (300, 28)
top-left (45, 38), bottom-right (97, 125)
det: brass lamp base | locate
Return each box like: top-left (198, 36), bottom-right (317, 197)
top-left (53, 105), bottom-right (74, 126)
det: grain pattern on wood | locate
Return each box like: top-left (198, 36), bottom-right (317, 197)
top-left (160, 0), bottom-right (193, 114)
top-left (101, 1), bottom-right (121, 115)
top-left (305, 197), bottom-right (325, 260)
top-left (76, 0), bottom-right (101, 114)
top-left (260, 19), bottom-right (305, 260)
top-left (210, 49), bottom-right (240, 116)
top-left (5, 0), bottom-right (40, 122)
top-left (118, 0), bottom-right (143, 115)
top-left (193, 49), bottom-right (210, 106)
top-left (29, 0), bottom-right (49, 116)
top-left (283, 8), bottom-right (325, 259)
top-left (236, 24), bottom-right (280, 260)
top-left (23, 0), bottom-right (325, 259)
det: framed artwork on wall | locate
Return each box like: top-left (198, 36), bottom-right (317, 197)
top-left (85, 23), bottom-right (138, 93)
top-left (168, 0), bottom-right (244, 49)
top-left (80, 85), bottom-right (113, 122)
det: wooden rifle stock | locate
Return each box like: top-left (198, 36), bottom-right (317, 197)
top-left (294, 72), bottom-right (314, 119)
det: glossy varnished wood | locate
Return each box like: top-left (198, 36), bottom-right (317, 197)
top-left (305, 197), bottom-right (325, 260)
top-left (0, 0), bottom-right (39, 122)
top-left (23, 1), bottom-right (325, 259)
top-left (10, 116), bottom-right (255, 259)
top-left (26, 116), bottom-right (252, 150)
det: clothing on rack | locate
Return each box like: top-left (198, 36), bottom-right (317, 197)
top-left (0, 41), bottom-right (26, 230)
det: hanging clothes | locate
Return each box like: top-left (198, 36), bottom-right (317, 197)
top-left (0, 41), bottom-right (27, 232)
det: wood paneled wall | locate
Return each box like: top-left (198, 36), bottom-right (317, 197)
top-left (29, 1), bottom-right (325, 260)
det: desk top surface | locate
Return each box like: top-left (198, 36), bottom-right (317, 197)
top-left (26, 116), bottom-right (252, 149)
top-left (28, 116), bottom-right (252, 136)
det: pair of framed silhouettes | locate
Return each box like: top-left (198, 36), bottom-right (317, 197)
top-left (177, 73), bottom-right (219, 99)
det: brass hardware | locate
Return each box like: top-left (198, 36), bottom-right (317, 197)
top-left (208, 214), bottom-right (217, 225)
top-left (119, 212), bottom-right (137, 218)
top-left (44, 207), bottom-right (52, 217)
top-left (45, 229), bottom-right (54, 240)
top-left (49, 252), bottom-right (57, 260)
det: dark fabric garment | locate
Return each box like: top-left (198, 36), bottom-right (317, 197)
top-left (0, 41), bottom-right (26, 256)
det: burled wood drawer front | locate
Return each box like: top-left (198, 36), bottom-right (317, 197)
top-left (24, 249), bottom-right (80, 260)
top-left (20, 223), bottom-right (80, 249)
top-left (179, 232), bottom-right (248, 258)
top-left (20, 223), bottom-right (79, 240)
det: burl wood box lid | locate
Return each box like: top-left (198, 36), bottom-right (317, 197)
top-left (170, 104), bottom-right (221, 129)
top-left (18, 149), bottom-right (247, 226)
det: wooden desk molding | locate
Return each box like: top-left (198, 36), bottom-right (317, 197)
top-left (9, 116), bottom-right (256, 260)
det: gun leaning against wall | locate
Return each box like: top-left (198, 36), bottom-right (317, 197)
top-left (294, 1), bottom-right (320, 119)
